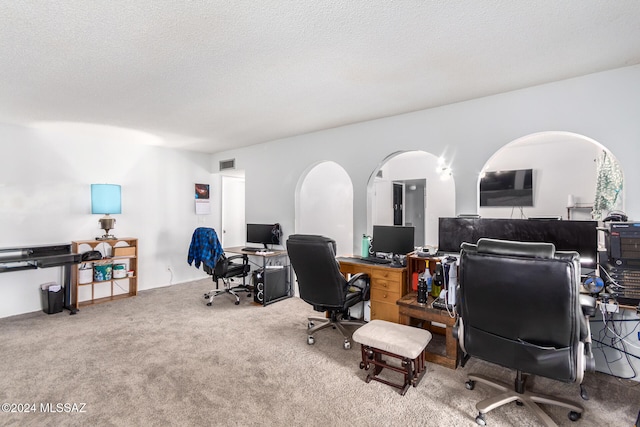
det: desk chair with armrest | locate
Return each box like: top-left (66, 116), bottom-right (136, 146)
top-left (203, 253), bottom-right (251, 305)
top-left (454, 238), bottom-right (596, 427)
top-left (287, 234), bottom-right (370, 350)
top-left (188, 227), bottom-right (251, 306)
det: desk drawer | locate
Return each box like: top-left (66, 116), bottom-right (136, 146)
top-left (371, 301), bottom-right (400, 323)
top-left (371, 278), bottom-right (402, 293)
top-left (371, 287), bottom-right (401, 304)
top-left (371, 269), bottom-right (404, 282)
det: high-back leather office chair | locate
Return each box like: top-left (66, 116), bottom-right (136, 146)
top-left (287, 234), bottom-right (370, 350)
top-left (188, 227), bottom-right (251, 306)
top-left (455, 238), bottom-right (596, 426)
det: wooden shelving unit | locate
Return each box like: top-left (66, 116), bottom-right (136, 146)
top-left (71, 238), bottom-right (138, 309)
top-left (406, 253), bottom-right (440, 293)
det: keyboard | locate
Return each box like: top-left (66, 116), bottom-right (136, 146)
top-left (362, 256), bottom-right (391, 265)
top-left (241, 247), bottom-right (262, 252)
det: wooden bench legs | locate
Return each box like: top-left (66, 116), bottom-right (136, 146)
top-left (358, 344), bottom-right (427, 396)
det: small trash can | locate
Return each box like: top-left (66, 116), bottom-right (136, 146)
top-left (40, 282), bottom-right (64, 314)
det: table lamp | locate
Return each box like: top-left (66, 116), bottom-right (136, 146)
top-left (91, 184), bottom-right (121, 240)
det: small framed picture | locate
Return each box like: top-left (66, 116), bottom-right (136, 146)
top-left (195, 183), bottom-right (210, 199)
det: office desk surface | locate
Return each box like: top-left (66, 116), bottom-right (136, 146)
top-left (338, 257), bottom-right (407, 323)
top-left (397, 292), bottom-right (460, 369)
top-left (335, 256), bottom-right (405, 269)
top-left (225, 246), bottom-right (287, 257)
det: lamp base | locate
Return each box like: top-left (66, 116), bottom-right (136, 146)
top-left (96, 234), bottom-right (117, 241)
top-left (96, 216), bottom-right (116, 241)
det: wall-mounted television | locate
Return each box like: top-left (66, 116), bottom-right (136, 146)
top-left (479, 169), bottom-right (533, 207)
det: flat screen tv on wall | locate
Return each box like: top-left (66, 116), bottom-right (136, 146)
top-left (479, 169), bottom-right (533, 207)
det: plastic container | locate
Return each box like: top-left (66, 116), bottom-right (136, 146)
top-left (417, 277), bottom-right (428, 304)
top-left (78, 265), bottom-right (93, 284)
top-left (94, 263), bottom-right (113, 281)
top-left (112, 263), bottom-right (127, 278)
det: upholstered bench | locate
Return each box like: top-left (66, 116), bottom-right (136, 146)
top-left (352, 319), bottom-right (432, 395)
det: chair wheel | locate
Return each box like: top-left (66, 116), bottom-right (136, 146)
top-left (359, 361), bottom-right (365, 369)
top-left (206, 302), bottom-right (212, 306)
top-left (343, 340), bottom-right (351, 350)
top-left (465, 380), bottom-right (475, 390)
top-left (475, 413), bottom-right (486, 426)
top-left (308, 321), bottom-right (314, 329)
top-left (307, 335), bottom-right (315, 345)
top-left (580, 385), bottom-right (589, 400)
top-left (568, 411), bottom-right (581, 422)
top-left (234, 301), bottom-right (240, 305)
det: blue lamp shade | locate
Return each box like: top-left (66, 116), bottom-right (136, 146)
top-left (91, 184), bottom-right (122, 214)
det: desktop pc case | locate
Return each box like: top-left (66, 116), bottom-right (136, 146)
top-left (604, 222), bottom-right (640, 305)
top-left (253, 267), bottom-right (288, 305)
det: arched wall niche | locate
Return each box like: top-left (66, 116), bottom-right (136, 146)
top-left (367, 150), bottom-right (456, 250)
top-left (478, 131), bottom-right (624, 220)
top-left (295, 160), bottom-right (353, 256)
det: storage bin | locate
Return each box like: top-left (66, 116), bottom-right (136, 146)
top-left (113, 263), bottom-right (127, 278)
top-left (78, 265), bottom-right (93, 284)
top-left (94, 263), bottom-right (113, 281)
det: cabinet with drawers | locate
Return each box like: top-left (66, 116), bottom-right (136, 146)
top-left (337, 258), bottom-right (407, 323)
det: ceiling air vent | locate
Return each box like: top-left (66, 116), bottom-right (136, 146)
top-left (219, 159), bottom-right (235, 171)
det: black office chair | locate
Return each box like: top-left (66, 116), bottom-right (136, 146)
top-left (287, 234), bottom-right (370, 350)
top-left (188, 227), bottom-right (251, 306)
top-left (454, 238), bottom-right (596, 426)
top-left (203, 253), bottom-right (251, 306)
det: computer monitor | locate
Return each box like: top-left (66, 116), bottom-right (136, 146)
top-left (246, 223), bottom-right (281, 248)
top-left (371, 225), bottom-right (415, 256)
top-left (437, 217), bottom-right (598, 269)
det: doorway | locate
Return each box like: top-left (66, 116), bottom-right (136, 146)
top-left (221, 175), bottom-right (245, 247)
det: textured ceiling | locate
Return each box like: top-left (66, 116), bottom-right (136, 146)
top-left (1, 1), bottom-right (640, 153)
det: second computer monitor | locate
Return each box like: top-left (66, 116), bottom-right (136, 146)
top-left (372, 225), bottom-right (415, 256)
top-left (246, 223), bottom-right (281, 248)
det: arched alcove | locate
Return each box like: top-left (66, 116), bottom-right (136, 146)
top-left (478, 131), bottom-right (624, 220)
top-left (367, 150), bottom-right (455, 250)
top-left (295, 161), bottom-right (353, 256)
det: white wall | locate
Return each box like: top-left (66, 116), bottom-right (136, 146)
top-left (296, 161), bottom-right (353, 256)
top-left (478, 131), bottom-right (609, 219)
top-left (212, 65), bottom-right (640, 253)
top-left (3, 64), bottom-right (640, 319)
top-left (0, 123), bottom-right (215, 318)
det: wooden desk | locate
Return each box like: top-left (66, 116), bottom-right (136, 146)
top-left (337, 257), bottom-right (407, 323)
top-left (397, 293), bottom-right (460, 369)
top-left (225, 246), bottom-right (291, 306)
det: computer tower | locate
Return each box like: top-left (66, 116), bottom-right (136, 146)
top-left (253, 267), bottom-right (288, 305)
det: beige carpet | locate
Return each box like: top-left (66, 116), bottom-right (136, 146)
top-left (0, 278), bottom-right (638, 426)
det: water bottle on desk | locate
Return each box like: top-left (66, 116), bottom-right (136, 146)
top-left (417, 276), bottom-right (427, 304)
top-left (361, 234), bottom-right (371, 258)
